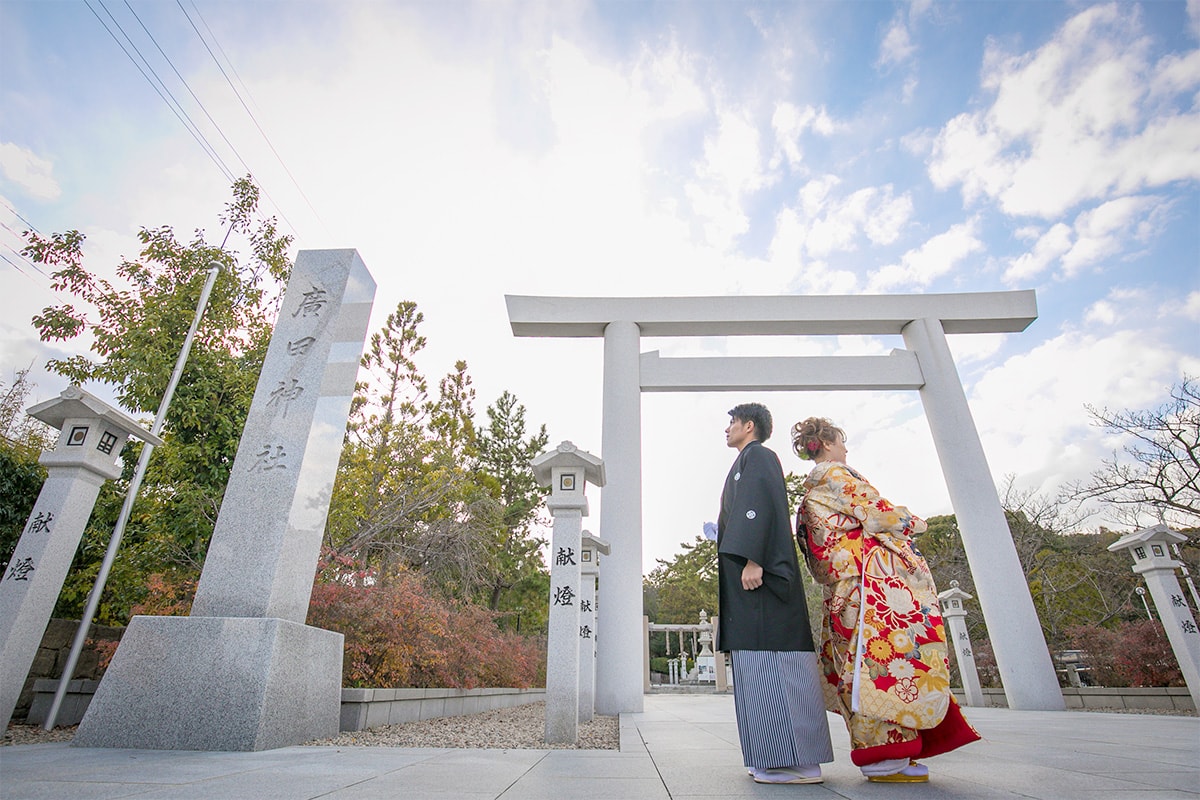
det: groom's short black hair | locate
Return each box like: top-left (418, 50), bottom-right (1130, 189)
top-left (728, 403), bottom-right (772, 442)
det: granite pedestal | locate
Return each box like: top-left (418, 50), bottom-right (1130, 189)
top-left (72, 616), bottom-right (342, 751)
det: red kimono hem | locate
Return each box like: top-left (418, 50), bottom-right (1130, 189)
top-left (850, 698), bottom-right (982, 767)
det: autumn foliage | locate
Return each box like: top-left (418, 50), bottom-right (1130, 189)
top-left (306, 552), bottom-right (546, 688)
top-left (1067, 620), bottom-right (1185, 687)
top-left (121, 559), bottom-right (546, 689)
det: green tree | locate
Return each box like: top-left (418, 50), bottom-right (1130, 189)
top-left (22, 176), bottom-right (292, 622)
top-left (326, 302), bottom-right (469, 582)
top-left (0, 369), bottom-right (55, 573)
top-left (474, 390), bottom-right (550, 629)
top-left (644, 536), bottom-right (718, 624)
top-left (326, 305), bottom-right (543, 607)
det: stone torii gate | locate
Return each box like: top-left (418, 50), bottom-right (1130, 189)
top-left (506, 290), bottom-right (1065, 716)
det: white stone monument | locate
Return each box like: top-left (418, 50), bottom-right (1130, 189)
top-left (74, 249), bottom-right (376, 751)
top-left (533, 441), bottom-right (604, 744)
top-left (0, 387), bottom-right (161, 729)
top-left (695, 610), bottom-right (716, 684)
top-left (507, 291), bottom-right (1063, 712)
top-left (938, 580), bottom-right (984, 707)
top-left (578, 531), bottom-right (608, 723)
top-left (1108, 524), bottom-right (1200, 711)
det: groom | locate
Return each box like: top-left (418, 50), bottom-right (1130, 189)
top-left (716, 402), bottom-right (833, 784)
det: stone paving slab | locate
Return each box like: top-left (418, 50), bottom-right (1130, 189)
top-left (1, 694), bottom-right (1196, 799)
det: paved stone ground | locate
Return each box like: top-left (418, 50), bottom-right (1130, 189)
top-left (1, 694), bottom-right (1197, 799)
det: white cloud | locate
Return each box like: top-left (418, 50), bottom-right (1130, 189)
top-left (1003, 222), bottom-right (1072, 284)
top-left (1003, 195), bottom-right (1170, 284)
top-left (928, 3), bottom-right (1200, 218)
top-left (1083, 287), bottom-right (1149, 327)
top-left (1084, 300), bottom-right (1117, 326)
top-left (1181, 291), bottom-right (1200, 321)
top-left (685, 110), bottom-right (774, 250)
top-left (969, 325), bottom-right (1198, 502)
top-left (771, 177), bottom-right (914, 263)
top-left (878, 0), bottom-right (932, 68)
top-left (0, 142), bottom-right (60, 201)
top-left (1061, 196), bottom-right (1162, 276)
top-left (771, 102), bottom-right (836, 169)
top-left (879, 16), bottom-right (916, 67)
top-left (631, 38), bottom-right (707, 123)
top-left (867, 219), bottom-right (983, 291)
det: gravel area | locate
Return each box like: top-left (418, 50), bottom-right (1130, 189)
top-left (306, 701), bottom-right (619, 749)
top-left (3, 702), bottom-right (618, 750)
top-left (2, 724), bottom-right (78, 746)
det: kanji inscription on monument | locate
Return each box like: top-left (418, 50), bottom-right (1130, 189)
top-left (75, 249), bottom-right (376, 751)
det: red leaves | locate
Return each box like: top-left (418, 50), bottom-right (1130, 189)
top-left (308, 553), bottom-right (546, 689)
top-left (1067, 620), bottom-right (1185, 688)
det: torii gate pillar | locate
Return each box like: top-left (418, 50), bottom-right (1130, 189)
top-left (598, 320), bottom-right (644, 714)
top-left (903, 317), bottom-right (1062, 709)
top-left (508, 291), bottom-right (1064, 713)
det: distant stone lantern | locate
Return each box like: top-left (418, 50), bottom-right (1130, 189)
top-left (578, 530), bottom-right (609, 723)
top-left (937, 580), bottom-right (984, 707)
top-left (0, 386), bottom-right (161, 728)
top-left (532, 441), bottom-right (605, 745)
top-left (1108, 524), bottom-right (1200, 711)
top-left (695, 610), bottom-right (716, 684)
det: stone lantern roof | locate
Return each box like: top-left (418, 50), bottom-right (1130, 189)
top-left (27, 385), bottom-right (162, 445)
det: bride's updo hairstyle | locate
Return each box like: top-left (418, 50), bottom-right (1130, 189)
top-left (791, 417), bottom-right (845, 461)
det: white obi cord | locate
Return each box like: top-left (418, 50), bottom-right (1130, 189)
top-left (851, 579), bottom-right (867, 714)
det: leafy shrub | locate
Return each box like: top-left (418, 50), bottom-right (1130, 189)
top-left (650, 656), bottom-right (693, 676)
top-left (307, 552), bottom-right (545, 688)
top-left (1067, 620), bottom-right (1184, 687)
top-left (129, 571), bottom-right (198, 617)
top-left (127, 554), bottom-right (546, 689)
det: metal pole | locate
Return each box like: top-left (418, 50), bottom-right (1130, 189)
top-left (1136, 586), bottom-right (1154, 621)
top-left (44, 263), bottom-right (220, 730)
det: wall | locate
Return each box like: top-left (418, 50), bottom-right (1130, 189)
top-left (953, 687), bottom-right (1195, 713)
top-left (13, 618), bottom-right (121, 722)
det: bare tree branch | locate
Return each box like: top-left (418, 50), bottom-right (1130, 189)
top-left (1059, 377), bottom-right (1200, 527)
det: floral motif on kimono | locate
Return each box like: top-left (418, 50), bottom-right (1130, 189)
top-left (798, 461), bottom-right (951, 734)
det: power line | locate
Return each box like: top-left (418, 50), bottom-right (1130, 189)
top-left (177, 0), bottom-right (329, 236)
top-left (83, 0), bottom-right (236, 183)
top-left (83, 0), bottom-right (308, 246)
top-left (0, 250), bottom-right (35, 280)
top-left (1, 200), bottom-right (43, 237)
top-left (0, 223), bottom-right (51, 280)
top-left (187, 1), bottom-right (261, 122)
top-left (122, 0), bottom-right (303, 239)
top-left (0, 246), bottom-right (72, 306)
top-left (121, 1), bottom-right (256, 178)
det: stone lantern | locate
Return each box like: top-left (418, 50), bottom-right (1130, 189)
top-left (937, 580), bottom-right (984, 707)
top-left (532, 441), bottom-right (605, 744)
top-left (0, 386), bottom-right (161, 728)
top-left (578, 530), bottom-right (609, 723)
top-left (694, 610), bottom-right (716, 684)
top-left (1108, 524), bottom-right (1200, 711)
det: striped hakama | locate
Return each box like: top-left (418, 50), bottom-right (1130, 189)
top-left (731, 650), bottom-right (834, 770)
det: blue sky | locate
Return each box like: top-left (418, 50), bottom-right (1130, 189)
top-left (2, 1), bottom-right (1198, 571)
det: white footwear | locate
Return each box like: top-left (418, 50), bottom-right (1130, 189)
top-left (860, 757), bottom-right (910, 776)
top-left (751, 765), bottom-right (824, 784)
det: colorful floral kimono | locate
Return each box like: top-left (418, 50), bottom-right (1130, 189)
top-left (798, 461), bottom-right (979, 767)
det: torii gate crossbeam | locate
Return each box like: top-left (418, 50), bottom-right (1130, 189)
top-left (507, 290), bottom-right (1064, 715)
